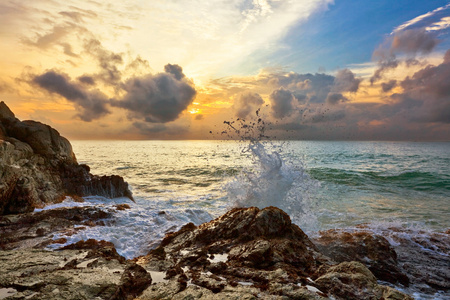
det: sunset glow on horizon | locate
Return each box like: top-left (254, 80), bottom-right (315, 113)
top-left (1, 0), bottom-right (449, 141)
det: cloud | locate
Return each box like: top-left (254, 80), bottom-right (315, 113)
top-left (370, 55), bottom-right (398, 85)
top-left (396, 50), bottom-right (450, 123)
top-left (22, 23), bottom-right (88, 59)
top-left (393, 3), bottom-right (450, 33)
top-left (164, 64), bottom-right (185, 81)
top-left (232, 92), bottom-right (264, 119)
top-left (60, 42), bottom-right (78, 57)
top-left (332, 69), bottom-right (361, 93)
top-left (371, 27), bottom-right (440, 84)
top-left (381, 80), bottom-right (397, 92)
top-left (270, 87), bottom-right (295, 118)
top-left (391, 29), bottom-right (440, 55)
top-left (262, 72), bottom-right (335, 103)
top-left (426, 16), bottom-right (450, 31)
top-left (132, 121), bottom-right (189, 136)
top-left (326, 93), bottom-right (348, 105)
top-left (32, 70), bottom-right (110, 121)
top-left (23, 25), bottom-right (71, 49)
top-left (77, 75), bottom-right (95, 85)
top-left (112, 64), bottom-right (196, 123)
top-left (84, 39), bottom-right (123, 85)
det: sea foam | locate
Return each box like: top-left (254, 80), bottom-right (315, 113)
top-left (222, 113), bottom-right (320, 231)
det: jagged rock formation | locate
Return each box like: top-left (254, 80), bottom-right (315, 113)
top-left (135, 206), bottom-right (413, 300)
top-left (0, 101), bottom-right (133, 215)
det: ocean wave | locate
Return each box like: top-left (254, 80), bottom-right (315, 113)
top-left (309, 168), bottom-right (450, 193)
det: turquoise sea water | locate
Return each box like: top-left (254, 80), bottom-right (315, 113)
top-left (71, 140), bottom-right (450, 231)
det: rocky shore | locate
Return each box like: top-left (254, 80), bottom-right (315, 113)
top-left (1, 102), bottom-right (448, 299)
top-left (0, 101), bottom-right (132, 214)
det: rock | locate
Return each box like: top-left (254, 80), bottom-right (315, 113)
top-left (312, 229), bottom-right (409, 285)
top-left (0, 101), bottom-right (133, 215)
top-left (136, 207), bottom-right (411, 300)
top-left (0, 243), bottom-right (152, 300)
top-left (0, 206), bottom-right (114, 250)
top-left (113, 263), bottom-right (152, 300)
top-left (315, 261), bottom-right (413, 300)
top-left (0, 101), bottom-right (14, 120)
top-left (386, 228), bottom-right (450, 293)
top-left (115, 203), bottom-right (131, 210)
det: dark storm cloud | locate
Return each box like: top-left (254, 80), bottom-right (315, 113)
top-left (164, 64), bottom-right (185, 81)
top-left (265, 69), bottom-right (360, 106)
top-left (270, 72), bottom-right (334, 104)
top-left (112, 64), bottom-right (196, 123)
top-left (232, 92), bottom-right (264, 119)
top-left (84, 39), bottom-right (123, 85)
top-left (381, 80), bottom-right (397, 92)
top-left (326, 93), bottom-right (348, 105)
top-left (32, 70), bottom-right (110, 121)
top-left (270, 87), bottom-right (295, 118)
top-left (77, 75), bottom-right (95, 85)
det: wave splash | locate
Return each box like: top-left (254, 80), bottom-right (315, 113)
top-left (223, 112), bottom-right (320, 231)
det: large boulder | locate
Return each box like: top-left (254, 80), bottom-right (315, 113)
top-left (315, 261), bottom-right (413, 300)
top-left (312, 229), bottom-right (409, 285)
top-left (136, 207), bottom-right (412, 300)
top-left (0, 101), bottom-right (133, 214)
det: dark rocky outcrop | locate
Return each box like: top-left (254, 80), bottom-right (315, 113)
top-left (312, 229), bottom-right (409, 286)
top-left (136, 207), bottom-right (412, 300)
top-left (312, 227), bottom-right (450, 295)
top-left (0, 101), bottom-right (133, 215)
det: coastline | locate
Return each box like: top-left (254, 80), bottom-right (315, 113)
top-left (1, 102), bottom-right (449, 299)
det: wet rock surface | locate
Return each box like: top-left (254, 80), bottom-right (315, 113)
top-left (135, 207), bottom-right (413, 300)
top-left (312, 229), bottom-right (409, 285)
top-left (312, 227), bottom-right (450, 297)
top-left (0, 243), bottom-right (152, 300)
top-left (0, 206), bottom-right (113, 250)
top-left (387, 228), bottom-right (450, 294)
top-left (0, 101), bottom-right (133, 215)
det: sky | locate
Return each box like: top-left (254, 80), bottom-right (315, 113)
top-left (0, 0), bottom-right (449, 141)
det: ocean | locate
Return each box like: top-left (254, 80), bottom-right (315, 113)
top-left (38, 140), bottom-right (450, 299)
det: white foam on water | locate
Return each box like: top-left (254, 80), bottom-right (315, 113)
top-left (44, 196), bottom-right (214, 259)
